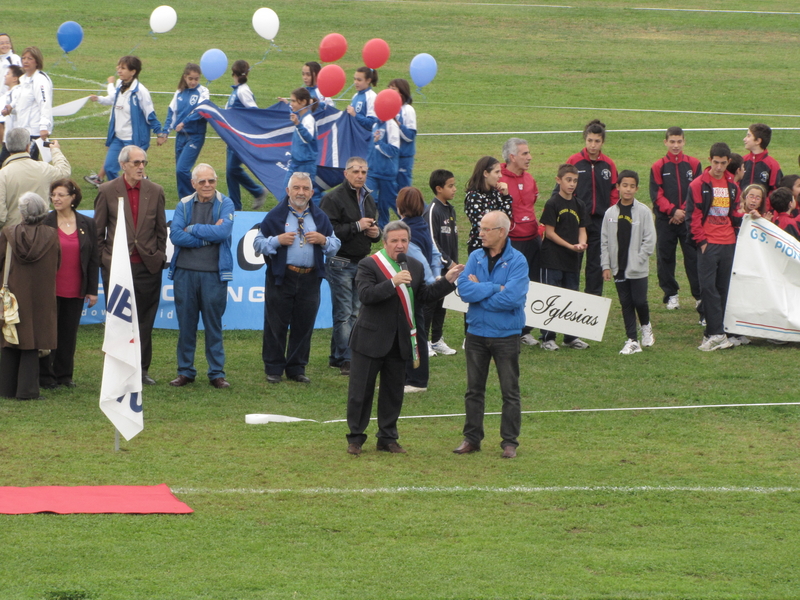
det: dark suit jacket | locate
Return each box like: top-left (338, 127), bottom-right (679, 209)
top-left (93, 176), bottom-right (167, 275)
top-left (43, 211), bottom-right (100, 297)
top-left (350, 254), bottom-right (455, 360)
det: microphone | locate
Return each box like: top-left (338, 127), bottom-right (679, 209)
top-left (397, 252), bottom-right (408, 271)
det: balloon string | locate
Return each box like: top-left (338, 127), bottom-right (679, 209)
top-left (339, 82), bottom-right (355, 98)
top-left (128, 32), bottom-right (154, 55)
top-left (251, 41), bottom-right (282, 68)
top-left (50, 52), bottom-right (77, 71)
top-left (415, 87), bottom-right (428, 101)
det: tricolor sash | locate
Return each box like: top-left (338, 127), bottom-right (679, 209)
top-left (372, 249), bottom-right (420, 368)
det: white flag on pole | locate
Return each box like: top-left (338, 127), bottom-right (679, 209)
top-left (99, 198), bottom-right (144, 441)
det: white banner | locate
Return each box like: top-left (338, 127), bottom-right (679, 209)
top-left (99, 198), bottom-right (144, 441)
top-left (443, 281), bottom-right (612, 341)
top-left (725, 215), bottom-right (800, 341)
top-left (51, 96), bottom-right (90, 117)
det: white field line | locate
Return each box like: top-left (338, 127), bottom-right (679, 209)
top-left (320, 401), bottom-right (800, 424)
top-left (171, 485), bottom-right (800, 495)
top-left (633, 7), bottom-right (800, 15)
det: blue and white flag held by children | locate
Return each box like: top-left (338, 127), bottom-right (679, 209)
top-left (99, 198), bottom-right (144, 441)
top-left (725, 215), bottom-right (800, 342)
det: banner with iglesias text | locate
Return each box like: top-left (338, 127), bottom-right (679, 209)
top-left (443, 281), bottom-right (612, 341)
top-left (724, 215), bottom-right (800, 341)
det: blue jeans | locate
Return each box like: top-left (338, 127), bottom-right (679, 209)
top-left (175, 132), bottom-right (206, 199)
top-left (173, 268), bottom-right (228, 380)
top-left (397, 155), bottom-right (414, 191)
top-left (325, 257), bottom-right (361, 365)
top-left (539, 268), bottom-right (580, 343)
top-left (366, 175), bottom-right (398, 230)
top-left (464, 333), bottom-right (521, 449)
top-left (103, 136), bottom-right (133, 181)
top-left (226, 147), bottom-right (264, 210)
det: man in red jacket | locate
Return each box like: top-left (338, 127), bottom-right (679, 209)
top-left (499, 137), bottom-right (540, 345)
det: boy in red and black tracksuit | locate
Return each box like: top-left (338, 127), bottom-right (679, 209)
top-left (770, 188), bottom-right (800, 241)
top-left (742, 123), bottom-right (783, 195)
top-left (562, 119), bottom-right (618, 296)
top-left (649, 127), bottom-right (703, 312)
top-left (685, 143), bottom-right (742, 351)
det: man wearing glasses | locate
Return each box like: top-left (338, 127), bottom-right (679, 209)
top-left (254, 172), bottom-right (340, 384)
top-left (320, 157), bottom-right (381, 376)
top-left (94, 145), bottom-right (167, 385)
top-left (167, 163), bottom-right (235, 389)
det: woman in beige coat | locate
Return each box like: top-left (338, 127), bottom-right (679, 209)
top-left (0, 191), bottom-right (60, 399)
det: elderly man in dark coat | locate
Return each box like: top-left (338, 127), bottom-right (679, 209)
top-left (0, 191), bottom-right (60, 400)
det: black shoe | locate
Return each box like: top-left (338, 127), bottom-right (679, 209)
top-left (142, 374), bottom-right (157, 385)
top-left (340, 361), bottom-right (350, 376)
top-left (376, 441), bottom-right (407, 454)
top-left (40, 382), bottom-right (60, 390)
top-left (266, 374), bottom-right (282, 384)
top-left (59, 380), bottom-right (77, 388)
top-left (288, 374), bottom-right (311, 383)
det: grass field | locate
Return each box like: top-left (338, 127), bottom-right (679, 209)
top-left (2, 1), bottom-right (800, 599)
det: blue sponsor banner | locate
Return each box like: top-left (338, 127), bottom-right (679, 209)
top-left (80, 209), bottom-right (333, 330)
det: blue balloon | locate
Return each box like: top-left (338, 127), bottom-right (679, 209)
top-left (409, 53), bottom-right (437, 88)
top-left (57, 21), bottom-right (84, 54)
top-left (200, 49), bottom-right (228, 82)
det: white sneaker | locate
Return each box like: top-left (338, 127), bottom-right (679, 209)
top-left (541, 340), bottom-right (559, 351)
top-left (252, 191), bottom-right (267, 210)
top-left (735, 335), bottom-right (750, 345)
top-left (520, 333), bottom-right (539, 347)
top-left (431, 338), bottom-right (457, 355)
top-left (563, 338), bottom-right (590, 350)
top-left (699, 318), bottom-right (706, 327)
top-left (640, 323), bottom-right (655, 347)
top-left (666, 295), bottom-right (680, 310)
top-left (427, 341), bottom-right (437, 358)
top-left (619, 339), bottom-right (642, 355)
top-left (404, 385), bottom-right (427, 394)
top-left (83, 173), bottom-right (103, 188)
top-left (698, 334), bottom-right (733, 352)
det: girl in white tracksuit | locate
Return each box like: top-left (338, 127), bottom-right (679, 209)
top-left (388, 78), bottom-right (417, 191)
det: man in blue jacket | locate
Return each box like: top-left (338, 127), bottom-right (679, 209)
top-left (168, 163), bottom-right (235, 389)
top-left (454, 211), bottom-right (529, 458)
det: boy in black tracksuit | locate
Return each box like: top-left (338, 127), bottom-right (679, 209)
top-left (649, 126), bottom-right (703, 313)
top-left (742, 123), bottom-right (783, 195)
top-left (423, 169), bottom-right (459, 353)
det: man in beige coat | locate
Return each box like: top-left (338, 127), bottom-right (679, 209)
top-left (0, 127), bottom-right (71, 228)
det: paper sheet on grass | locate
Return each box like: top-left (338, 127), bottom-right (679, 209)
top-left (246, 414), bottom-right (318, 424)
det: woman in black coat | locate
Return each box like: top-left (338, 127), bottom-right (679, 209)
top-left (40, 178), bottom-right (99, 389)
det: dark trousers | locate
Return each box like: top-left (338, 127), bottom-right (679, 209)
top-left (0, 348), bottom-right (40, 399)
top-left (424, 298), bottom-right (446, 343)
top-left (510, 236), bottom-right (540, 335)
top-left (698, 243), bottom-right (734, 337)
top-left (102, 262), bottom-right (162, 373)
top-left (614, 277), bottom-right (650, 340)
top-left (463, 333), bottom-right (521, 449)
top-left (655, 217), bottom-right (701, 304)
top-left (262, 269), bottom-right (321, 377)
top-left (584, 214), bottom-right (604, 296)
top-left (39, 296), bottom-right (84, 386)
top-left (0, 138), bottom-right (40, 166)
top-left (539, 268), bottom-right (580, 343)
top-left (346, 335), bottom-right (405, 446)
top-left (405, 312), bottom-right (428, 388)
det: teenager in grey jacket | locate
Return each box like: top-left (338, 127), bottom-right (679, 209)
top-left (600, 170), bottom-right (656, 355)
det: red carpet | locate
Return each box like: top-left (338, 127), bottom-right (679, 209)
top-left (0, 484), bottom-right (193, 514)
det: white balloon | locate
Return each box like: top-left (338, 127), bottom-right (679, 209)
top-left (150, 5), bottom-right (177, 34)
top-left (252, 7), bottom-right (280, 41)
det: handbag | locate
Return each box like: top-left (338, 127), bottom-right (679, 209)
top-left (1, 242), bottom-right (20, 345)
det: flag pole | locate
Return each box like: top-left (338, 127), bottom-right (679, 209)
top-left (115, 428), bottom-right (120, 452)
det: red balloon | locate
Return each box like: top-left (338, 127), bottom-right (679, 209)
top-left (362, 38), bottom-right (390, 69)
top-left (317, 64), bottom-right (346, 98)
top-left (374, 89), bottom-right (402, 122)
top-left (319, 33), bottom-right (347, 63)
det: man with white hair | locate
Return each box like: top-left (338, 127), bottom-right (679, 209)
top-left (167, 163), bottom-right (235, 388)
top-left (94, 145), bottom-right (167, 385)
top-left (453, 210), bottom-right (529, 459)
top-left (0, 127), bottom-right (70, 228)
top-left (254, 172), bottom-right (340, 384)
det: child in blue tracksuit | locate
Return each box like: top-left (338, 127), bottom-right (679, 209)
top-left (163, 63), bottom-right (209, 199)
top-left (346, 66), bottom-right (378, 131)
top-left (225, 59), bottom-right (266, 211)
top-left (388, 78), bottom-right (417, 191)
top-left (284, 87), bottom-right (319, 200)
top-left (366, 116), bottom-right (400, 229)
top-left (90, 55), bottom-right (164, 181)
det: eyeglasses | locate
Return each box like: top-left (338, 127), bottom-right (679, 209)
top-left (479, 226), bottom-right (503, 233)
top-left (196, 178), bottom-right (217, 185)
top-left (127, 160), bottom-right (148, 167)
top-left (50, 192), bottom-right (72, 199)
